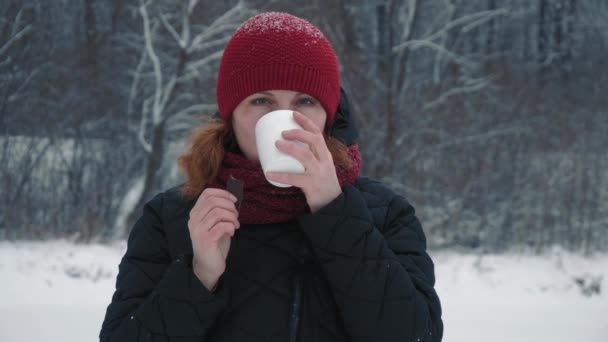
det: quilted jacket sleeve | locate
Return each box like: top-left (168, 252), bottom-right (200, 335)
top-left (99, 192), bottom-right (229, 342)
top-left (297, 180), bottom-right (443, 342)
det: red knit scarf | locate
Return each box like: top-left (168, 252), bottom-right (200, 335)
top-left (209, 144), bottom-right (361, 224)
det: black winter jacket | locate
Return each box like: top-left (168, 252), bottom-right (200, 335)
top-left (100, 90), bottom-right (443, 342)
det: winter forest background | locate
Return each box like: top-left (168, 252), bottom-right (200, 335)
top-left (2, 0), bottom-right (606, 253)
top-left (2, 1), bottom-right (607, 342)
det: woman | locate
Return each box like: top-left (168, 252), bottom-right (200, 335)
top-left (100, 12), bottom-right (443, 342)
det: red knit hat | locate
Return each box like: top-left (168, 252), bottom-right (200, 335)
top-left (216, 12), bottom-right (340, 125)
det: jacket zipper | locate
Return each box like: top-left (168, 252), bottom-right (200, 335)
top-left (288, 273), bottom-right (302, 342)
top-left (288, 241), bottom-right (307, 342)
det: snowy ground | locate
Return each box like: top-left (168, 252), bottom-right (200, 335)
top-left (1, 240), bottom-right (606, 342)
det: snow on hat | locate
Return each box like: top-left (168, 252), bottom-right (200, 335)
top-left (216, 12), bottom-right (341, 125)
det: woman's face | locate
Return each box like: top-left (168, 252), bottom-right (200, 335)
top-left (231, 90), bottom-right (327, 162)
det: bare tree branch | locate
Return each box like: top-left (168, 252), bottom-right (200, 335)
top-left (423, 77), bottom-right (491, 109)
top-left (127, 48), bottom-right (148, 117)
top-left (393, 8), bottom-right (509, 52)
top-left (138, 98), bottom-right (152, 153)
top-left (185, 49), bottom-right (224, 73)
top-left (0, 24), bottom-right (31, 57)
top-left (160, 13), bottom-right (185, 49)
top-left (139, 1), bottom-right (164, 125)
top-left (7, 63), bottom-right (46, 103)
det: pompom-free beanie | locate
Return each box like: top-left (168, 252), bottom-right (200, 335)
top-left (216, 12), bottom-right (341, 125)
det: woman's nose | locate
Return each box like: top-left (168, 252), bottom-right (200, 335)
top-left (276, 102), bottom-right (291, 110)
top-left (274, 100), bottom-right (297, 110)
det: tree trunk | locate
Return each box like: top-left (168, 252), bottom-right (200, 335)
top-left (486, 0), bottom-right (496, 54)
top-left (538, 0), bottom-right (548, 65)
top-left (85, 0), bottom-right (98, 68)
top-left (123, 123), bottom-right (166, 237)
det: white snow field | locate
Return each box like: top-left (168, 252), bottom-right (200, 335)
top-left (1, 240), bottom-right (606, 342)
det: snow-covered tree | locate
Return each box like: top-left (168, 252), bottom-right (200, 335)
top-left (113, 0), bottom-right (256, 238)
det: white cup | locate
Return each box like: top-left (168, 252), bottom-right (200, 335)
top-left (255, 110), bottom-right (306, 187)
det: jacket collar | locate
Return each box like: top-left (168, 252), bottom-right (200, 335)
top-left (328, 87), bottom-right (359, 146)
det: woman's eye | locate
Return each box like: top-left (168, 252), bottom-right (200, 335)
top-left (296, 97), bottom-right (316, 106)
top-left (252, 97), bottom-right (272, 105)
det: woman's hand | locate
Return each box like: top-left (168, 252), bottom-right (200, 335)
top-left (188, 188), bottom-right (240, 291)
top-left (266, 111), bottom-right (342, 213)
